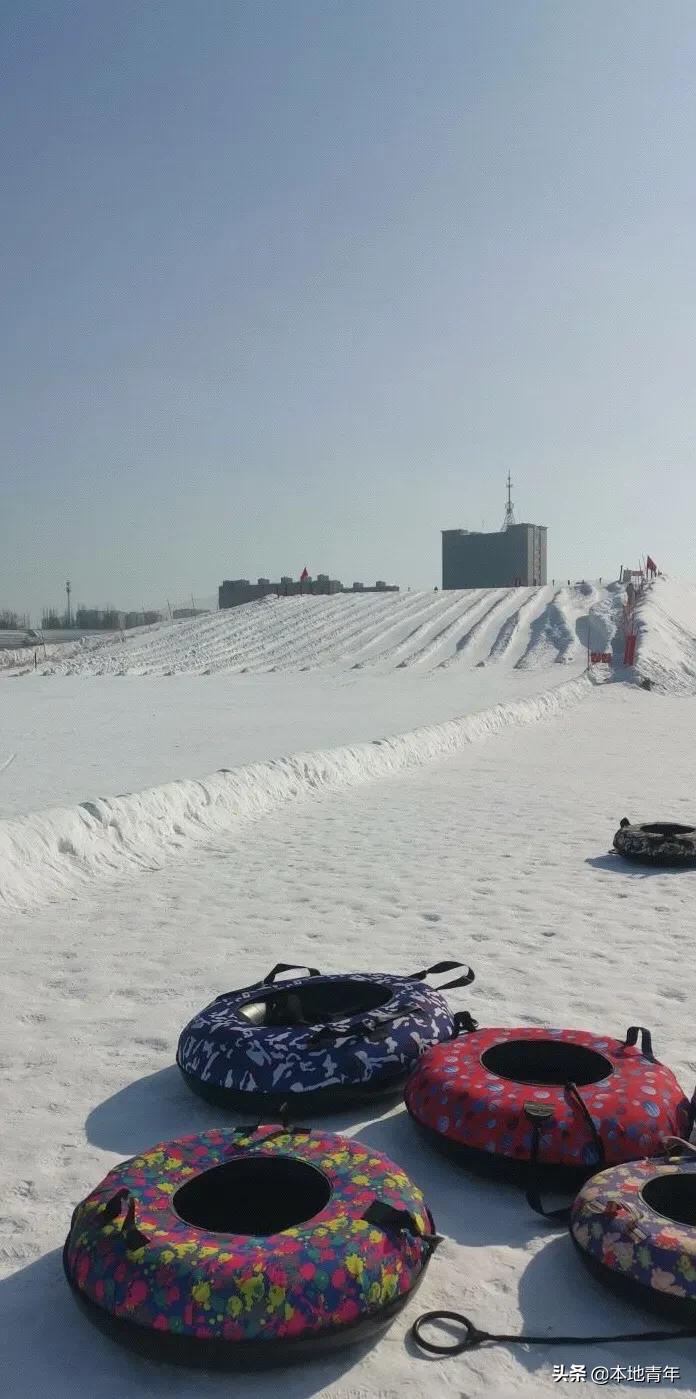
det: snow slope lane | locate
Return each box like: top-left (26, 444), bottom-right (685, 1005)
top-left (35, 584), bottom-right (625, 677)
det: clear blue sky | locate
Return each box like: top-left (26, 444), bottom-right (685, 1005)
top-left (3, 1), bottom-right (696, 618)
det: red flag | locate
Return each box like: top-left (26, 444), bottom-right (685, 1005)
top-left (646, 555), bottom-right (657, 573)
top-left (300, 567), bottom-right (309, 582)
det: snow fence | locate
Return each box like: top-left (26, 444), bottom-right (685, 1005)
top-left (0, 673), bottom-right (592, 914)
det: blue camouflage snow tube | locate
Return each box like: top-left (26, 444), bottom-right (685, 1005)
top-left (177, 961), bottom-right (476, 1115)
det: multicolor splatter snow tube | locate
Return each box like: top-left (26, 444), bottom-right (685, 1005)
top-left (405, 1024), bottom-right (691, 1187)
top-left (177, 960), bottom-right (475, 1114)
top-left (63, 1124), bottom-right (439, 1368)
top-left (571, 1147), bottom-right (696, 1320)
top-left (614, 818), bottom-right (696, 867)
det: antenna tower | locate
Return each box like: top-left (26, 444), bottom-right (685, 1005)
top-left (501, 473), bottom-right (516, 531)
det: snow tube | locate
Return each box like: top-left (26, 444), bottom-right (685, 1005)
top-left (614, 817), bottom-right (696, 867)
top-left (63, 1124), bottom-right (438, 1369)
top-left (405, 1025), bottom-right (691, 1186)
top-left (177, 960), bottom-right (475, 1115)
top-left (571, 1148), bottom-right (696, 1321)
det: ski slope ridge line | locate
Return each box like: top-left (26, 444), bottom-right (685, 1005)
top-left (0, 673), bottom-right (593, 915)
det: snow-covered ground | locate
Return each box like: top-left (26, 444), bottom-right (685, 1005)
top-left (0, 667), bottom-right (591, 822)
top-left (0, 582), bottom-right (626, 820)
top-left (2, 576), bottom-right (696, 1397)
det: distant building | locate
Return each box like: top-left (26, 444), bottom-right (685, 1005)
top-left (218, 576), bottom-right (399, 609)
top-left (172, 607), bottom-right (210, 619)
top-left (442, 524), bottom-right (547, 589)
top-left (442, 477), bottom-right (547, 588)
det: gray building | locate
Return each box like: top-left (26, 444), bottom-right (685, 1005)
top-left (442, 522), bottom-right (547, 589)
top-left (219, 576), bottom-right (399, 609)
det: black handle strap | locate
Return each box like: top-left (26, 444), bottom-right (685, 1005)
top-left (263, 963), bottom-right (320, 985)
top-left (310, 994), bottom-right (478, 1049)
top-left (523, 1104), bottom-right (569, 1224)
top-left (309, 1014), bottom-right (401, 1046)
top-left (233, 1104), bottom-right (312, 1138)
top-left (361, 1199), bottom-right (442, 1251)
top-left (453, 1011), bottom-right (478, 1035)
top-left (101, 1188), bottom-right (129, 1224)
top-left (623, 1025), bottom-right (654, 1059)
top-left (99, 1190), bottom-right (147, 1249)
top-left (410, 960), bottom-right (475, 990)
top-left (122, 1195), bottom-right (149, 1251)
top-left (524, 1084), bottom-right (605, 1224)
top-left (412, 1310), bottom-right (696, 1355)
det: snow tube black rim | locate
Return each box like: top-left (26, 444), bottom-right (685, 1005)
top-left (176, 1060), bottom-right (410, 1115)
top-left (571, 1233), bottom-right (696, 1324)
top-left (62, 1237), bottom-right (427, 1370)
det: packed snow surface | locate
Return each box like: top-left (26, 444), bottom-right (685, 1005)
top-left (635, 577), bottom-right (696, 693)
top-left (2, 575), bottom-right (696, 1398)
top-left (0, 582), bottom-right (627, 819)
top-left (0, 674), bottom-right (592, 915)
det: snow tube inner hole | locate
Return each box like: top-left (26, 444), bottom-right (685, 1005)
top-left (641, 823), bottom-right (695, 837)
top-left (641, 1173), bottom-right (696, 1226)
top-left (481, 1038), bottom-right (613, 1087)
top-left (238, 979), bottom-right (392, 1027)
top-left (173, 1156), bottom-right (332, 1235)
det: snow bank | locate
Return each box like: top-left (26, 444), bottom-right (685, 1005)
top-left (0, 673), bottom-right (592, 914)
top-left (634, 576), bottom-right (696, 693)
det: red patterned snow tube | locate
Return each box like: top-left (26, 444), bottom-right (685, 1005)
top-left (404, 1025), bottom-right (692, 1182)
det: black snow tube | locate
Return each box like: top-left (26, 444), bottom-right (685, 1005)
top-left (613, 818), bottom-right (696, 867)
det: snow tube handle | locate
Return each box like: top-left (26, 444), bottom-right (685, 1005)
top-left (100, 1189), bottom-right (148, 1250)
top-left (453, 1010), bottom-right (479, 1035)
top-left (101, 1188), bottom-right (129, 1224)
top-left (361, 1198), bottom-right (442, 1250)
top-left (412, 1310), bottom-right (488, 1354)
top-left (623, 1025), bottom-right (654, 1058)
top-left (412, 1308), bottom-right (696, 1354)
top-left (262, 963), bottom-right (321, 985)
top-left (308, 1014), bottom-right (402, 1046)
top-left (410, 960), bottom-right (475, 990)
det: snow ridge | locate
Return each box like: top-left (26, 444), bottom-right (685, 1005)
top-left (0, 674), bottom-right (592, 915)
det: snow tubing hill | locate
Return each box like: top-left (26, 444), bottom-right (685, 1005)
top-left (177, 960), bottom-right (475, 1114)
top-left (404, 1025), bottom-right (691, 1184)
top-left (613, 818), bottom-right (696, 867)
top-left (63, 1124), bottom-right (438, 1368)
top-left (571, 1151), bottom-right (696, 1321)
